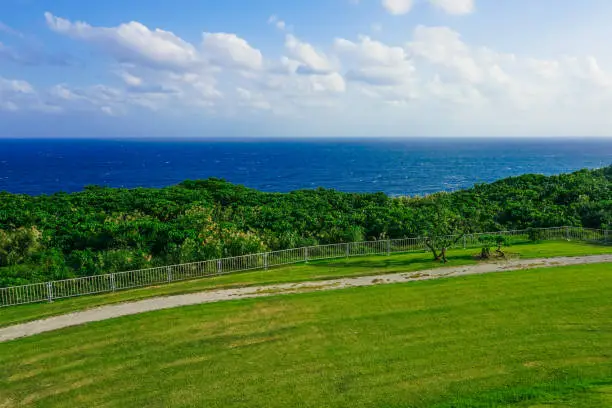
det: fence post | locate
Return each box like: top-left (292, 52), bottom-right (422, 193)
top-left (46, 282), bottom-right (54, 303)
top-left (5, 225), bottom-right (608, 307)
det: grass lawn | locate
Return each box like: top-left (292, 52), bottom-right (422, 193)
top-left (1, 263), bottom-right (611, 407)
top-left (1, 240), bottom-right (610, 329)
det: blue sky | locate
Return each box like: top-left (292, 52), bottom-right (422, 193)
top-left (2, 0), bottom-right (612, 137)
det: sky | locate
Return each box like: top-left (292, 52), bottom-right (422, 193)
top-left (2, 0), bottom-right (612, 137)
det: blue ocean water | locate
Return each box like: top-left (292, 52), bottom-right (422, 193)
top-left (0, 138), bottom-right (611, 196)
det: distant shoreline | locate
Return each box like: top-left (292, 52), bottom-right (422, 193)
top-left (1, 166), bottom-right (609, 198)
top-left (1, 138), bottom-right (610, 196)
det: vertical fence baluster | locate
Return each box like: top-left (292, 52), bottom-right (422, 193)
top-left (1, 226), bottom-right (609, 307)
top-left (46, 282), bottom-right (53, 303)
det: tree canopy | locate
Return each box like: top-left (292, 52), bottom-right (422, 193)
top-left (0, 166), bottom-right (610, 286)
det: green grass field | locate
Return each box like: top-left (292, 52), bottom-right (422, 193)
top-left (1, 240), bottom-right (611, 329)
top-left (1, 261), bottom-right (611, 407)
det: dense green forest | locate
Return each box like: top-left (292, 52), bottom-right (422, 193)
top-left (0, 166), bottom-right (611, 286)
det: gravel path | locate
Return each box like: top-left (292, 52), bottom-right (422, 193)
top-left (1, 254), bottom-right (611, 343)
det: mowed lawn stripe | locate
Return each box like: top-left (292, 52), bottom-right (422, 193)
top-left (1, 263), bottom-right (611, 407)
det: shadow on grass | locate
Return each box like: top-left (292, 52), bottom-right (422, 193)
top-left (306, 254), bottom-right (477, 270)
top-left (434, 377), bottom-right (612, 408)
top-left (518, 239), bottom-right (612, 248)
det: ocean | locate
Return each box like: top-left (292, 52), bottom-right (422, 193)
top-left (1, 138), bottom-right (611, 196)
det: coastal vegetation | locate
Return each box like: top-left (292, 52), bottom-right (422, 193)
top-left (0, 166), bottom-right (610, 286)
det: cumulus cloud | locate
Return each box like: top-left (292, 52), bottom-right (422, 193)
top-left (6, 10), bottom-right (612, 136)
top-left (346, 66), bottom-right (414, 86)
top-left (45, 12), bottom-right (266, 73)
top-left (285, 34), bottom-right (335, 74)
top-left (1, 77), bottom-right (34, 94)
top-left (202, 33), bottom-right (263, 70)
top-left (236, 87), bottom-right (271, 110)
top-left (407, 26), bottom-right (483, 83)
top-left (0, 77), bottom-right (61, 113)
top-left (382, 0), bottom-right (413, 15)
top-left (335, 36), bottom-right (406, 66)
top-left (335, 35), bottom-right (415, 89)
top-left (45, 12), bottom-right (199, 70)
top-left (381, 0), bottom-right (474, 15)
top-left (119, 72), bottom-right (143, 87)
top-left (429, 0), bottom-right (474, 15)
top-left (268, 15), bottom-right (287, 31)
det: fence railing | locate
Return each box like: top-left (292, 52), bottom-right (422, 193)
top-left (1, 226), bottom-right (609, 308)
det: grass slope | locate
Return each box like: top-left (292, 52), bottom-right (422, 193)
top-left (1, 263), bottom-right (611, 407)
top-left (1, 240), bottom-right (611, 329)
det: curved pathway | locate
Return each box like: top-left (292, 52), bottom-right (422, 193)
top-left (1, 254), bottom-right (611, 343)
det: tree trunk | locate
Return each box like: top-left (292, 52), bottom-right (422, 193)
top-left (425, 239), bottom-right (439, 261)
top-left (481, 247), bottom-right (491, 259)
top-left (440, 247), bottom-right (448, 263)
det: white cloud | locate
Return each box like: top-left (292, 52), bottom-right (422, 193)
top-left (285, 34), bottom-right (335, 74)
top-left (382, 0), bottom-right (413, 15)
top-left (120, 72), bottom-right (143, 87)
top-left (407, 26), bottom-right (483, 83)
top-left (0, 79), bottom-right (25, 111)
top-left (381, 0), bottom-right (474, 15)
top-left (0, 77), bottom-right (61, 113)
top-left (45, 13), bottom-right (265, 73)
top-left (335, 35), bottom-right (415, 89)
top-left (346, 65), bottom-right (415, 85)
top-left (50, 84), bottom-right (79, 100)
top-left (268, 15), bottom-right (287, 31)
top-left (1, 77), bottom-right (34, 94)
top-left (100, 106), bottom-right (116, 116)
top-left (202, 33), bottom-right (263, 70)
top-left (18, 11), bottom-right (612, 136)
top-left (311, 73), bottom-right (346, 93)
top-left (428, 0), bottom-right (474, 15)
top-left (45, 12), bottom-right (199, 70)
top-left (335, 35), bottom-right (406, 66)
top-left (236, 87), bottom-right (271, 110)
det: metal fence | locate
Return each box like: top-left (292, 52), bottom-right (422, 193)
top-left (0, 226), bottom-right (609, 307)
